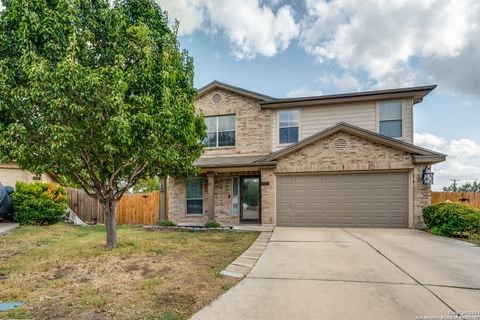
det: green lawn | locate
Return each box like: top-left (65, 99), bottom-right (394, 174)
top-left (0, 224), bottom-right (258, 319)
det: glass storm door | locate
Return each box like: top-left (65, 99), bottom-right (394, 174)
top-left (240, 176), bottom-right (261, 222)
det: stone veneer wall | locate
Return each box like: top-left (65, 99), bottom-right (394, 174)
top-left (272, 131), bottom-right (431, 229)
top-left (260, 168), bottom-right (276, 225)
top-left (275, 132), bottom-right (413, 173)
top-left (413, 164), bottom-right (431, 228)
top-left (195, 89), bottom-right (272, 156)
top-left (168, 131), bottom-right (433, 228)
top-left (168, 172), bottom-right (260, 225)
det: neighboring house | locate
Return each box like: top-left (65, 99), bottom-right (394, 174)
top-left (0, 161), bottom-right (56, 187)
top-left (167, 81), bottom-right (446, 228)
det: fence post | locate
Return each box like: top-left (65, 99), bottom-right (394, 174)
top-left (159, 176), bottom-right (167, 222)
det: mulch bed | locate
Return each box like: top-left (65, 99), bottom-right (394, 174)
top-left (143, 225), bottom-right (234, 233)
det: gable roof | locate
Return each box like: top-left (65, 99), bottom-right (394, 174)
top-left (256, 122), bottom-right (446, 164)
top-left (197, 80), bottom-right (275, 101)
top-left (259, 85), bottom-right (437, 109)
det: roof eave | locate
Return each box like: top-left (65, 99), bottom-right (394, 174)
top-left (259, 85), bottom-right (437, 109)
top-left (196, 161), bottom-right (277, 169)
top-left (412, 155), bottom-right (447, 164)
top-left (196, 81), bottom-right (275, 101)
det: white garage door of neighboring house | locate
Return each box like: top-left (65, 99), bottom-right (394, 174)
top-left (276, 172), bottom-right (409, 228)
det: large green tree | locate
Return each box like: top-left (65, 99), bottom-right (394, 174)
top-left (0, 0), bottom-right (205, 247)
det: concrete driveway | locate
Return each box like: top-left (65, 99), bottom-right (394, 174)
top-left (193, 228), bottom-right (480, 320)
top-left (0, 223), bottom-right (19, 236)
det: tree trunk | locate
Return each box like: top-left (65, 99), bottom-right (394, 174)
top-left (103, 200), bottom-right (117, 248)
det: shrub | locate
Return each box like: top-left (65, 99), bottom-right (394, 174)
top-left (159, 220), bottom-right (177, 227)
top-left (204, 221), bottom-right (221, 228)
top-left (423, 202), bottom-right (480, 237)
top-left (12, 182), bottom-right (68, 225)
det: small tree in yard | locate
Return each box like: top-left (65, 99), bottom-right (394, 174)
top-left (0, 0), bottom-right (205, 247)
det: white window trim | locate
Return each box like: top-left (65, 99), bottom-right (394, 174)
top-left (376, 100), bottom-right (405, 139)
top-left (204, 114), bottom-right (236, 149)
top-left (231, 176), bottom-right (239, 216)
top-left (278, 109), bottom-right (301, 146)
top-left (186, 177), bottom-right (204, 215)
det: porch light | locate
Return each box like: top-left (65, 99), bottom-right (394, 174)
top-left (422, 166), bottom-right (434, 185)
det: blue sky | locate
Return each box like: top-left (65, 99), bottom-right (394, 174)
top-left (180, 32), bottom-right (479, 143)
top-left (161, 0), bottom-right (480, 190)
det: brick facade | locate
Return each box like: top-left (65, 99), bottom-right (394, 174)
top-left (167, 89), bottom-right (436, 229)
top-left (195, 89), bottom-right (272, 156)
top-left (168, 172), bottom-right (261, 226)
top-left (413, 164), bottom-right (431, 228)
top-left (256, 131), bottom-right (430, 228)
top-left (275, 132), bottom-right (412, 173)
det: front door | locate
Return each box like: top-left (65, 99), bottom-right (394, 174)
top-left (240, 176), bottom-right (261, 223)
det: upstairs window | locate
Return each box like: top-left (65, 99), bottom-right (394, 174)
top-left (204, 115), bottom-right (236, 148)
top-left (279, 110), bottom-right (299, 144)
top-left (186, 177), bottom-right (203, 214)
top-left (379, 101), bottom-right (403, 138)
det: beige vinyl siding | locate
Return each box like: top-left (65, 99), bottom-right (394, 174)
top-left (0, 162), bottom-right (54, 187)
top-left (271, 99), bottom-right (413, 152)
top-left (403, 99), bottom-right (413, 143)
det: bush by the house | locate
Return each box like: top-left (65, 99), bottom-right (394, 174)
top-left (158, 220), bottom-right (177, 227)
top-left (423, 202), bottom-right (480, 237)
top-left (204, 221), bottom-right (221, 228)
top-left (12, 182), bottom-right (68, 225)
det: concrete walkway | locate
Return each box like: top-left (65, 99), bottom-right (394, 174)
top-left (0, 223), bottom-right (19, 236)
top-left (192, 228), bottom-right (480, 320)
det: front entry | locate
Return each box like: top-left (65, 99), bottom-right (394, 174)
top-left (240, 176), bottom-right (261, 223)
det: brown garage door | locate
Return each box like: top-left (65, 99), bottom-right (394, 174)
top-left (277, 172), bottom-right (409, 228)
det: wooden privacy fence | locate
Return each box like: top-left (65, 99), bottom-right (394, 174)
top-left (431, 192), bottom-right (480, 209)
top-left (67, 188), bottom-right (164, 225)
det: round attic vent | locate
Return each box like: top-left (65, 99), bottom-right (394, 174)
top-left (212, 93), bottom-right (222, 104)
top-left (333, 138), bottom-right (348, 152)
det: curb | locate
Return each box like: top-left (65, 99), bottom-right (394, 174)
top-left (220, 231), bottom-right (273, 278)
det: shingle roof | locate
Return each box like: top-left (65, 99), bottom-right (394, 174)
top-left (259, 85), bottom-right (437, 108)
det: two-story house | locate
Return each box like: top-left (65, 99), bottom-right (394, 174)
top-left (166, 81), bottom-right (446, 229)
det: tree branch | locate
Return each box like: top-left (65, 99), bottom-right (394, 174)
top-left (80, 151), bottom-right (105, 198)
top-left (72, 172), bottom-right (96, 198)
top-left (113, 161), bottom-right (148, 200)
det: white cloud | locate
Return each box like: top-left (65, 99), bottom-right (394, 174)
top-left (447, 139), bottom-right (480, 159)
top-left (300, 0), bottom-right (480, 95)
top-left (157, 0), bottom-right (299, 60)
top-left (286, 86), bottom-right (323, 98)
top-left (158, 0), bottom-right (206, 35)
top-left (317, 72), bottom-right (362, 92)
top-left (414, 132), bottom-right (447, 151)
top-left (414, 133), bottom-right (480, 190)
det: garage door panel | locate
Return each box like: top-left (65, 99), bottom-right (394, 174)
top-left (277, 172), bottom-right (409, 228)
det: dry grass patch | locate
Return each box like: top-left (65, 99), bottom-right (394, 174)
top-left (0, 223), bottom-right (258, 319)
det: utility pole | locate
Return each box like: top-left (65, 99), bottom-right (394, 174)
top-left (450, 179), bottom-right (460, 192)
